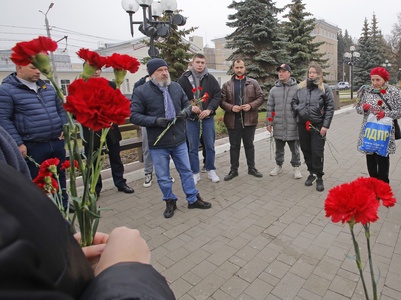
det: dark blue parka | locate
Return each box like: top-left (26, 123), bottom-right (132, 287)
top-left (0, 73), bottom-right (67, 146)
top-left (130, 80), bottom-right (191, 149)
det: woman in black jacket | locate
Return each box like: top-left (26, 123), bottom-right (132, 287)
top-left (291, 62), bottom-right (334, 192)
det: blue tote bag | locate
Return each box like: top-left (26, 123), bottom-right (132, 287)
top-left (360, 113), bottom-right (392, 157)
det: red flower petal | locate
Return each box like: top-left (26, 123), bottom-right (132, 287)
top-left (64, 78), bottom-right (131, 131)
top-left (10, 36), bottom-right (57, 66)
top-left (377, 100), bottom-right (383, 106)
top-left (271, 112), bottom-right (276, 117)
top-left (77, 48), bottom-right (106, 69)
top-left (105, 53), bottom-right (140, 73)
top-left (324, 181), bottom-right (379, 225)
top-left (305, 121), bottom-right (311, 131)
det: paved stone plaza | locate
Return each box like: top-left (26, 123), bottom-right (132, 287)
top-left (96, 106), bottom-right (401, 300)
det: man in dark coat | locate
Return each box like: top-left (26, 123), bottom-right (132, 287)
top-left (131, 58), bottom-right (211, 218)
top-left (0, 162), bottom-right (176, 300)
top-left (82, 67), bottom-right (134, 196)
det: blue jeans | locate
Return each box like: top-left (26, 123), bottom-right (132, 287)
top-left (186, 117), bottom-right (216, 173)
top-left (149, 142), bottom-right (198, 203)
top-left (25, 139), bottom-right (68, 207)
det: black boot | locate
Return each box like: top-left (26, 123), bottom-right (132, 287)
top-left (316, 177), bottom-right (324, 192)
top-left (188, 194), bottom-right (211, 209)
top-left (163, 199), bottom-right (177, 218)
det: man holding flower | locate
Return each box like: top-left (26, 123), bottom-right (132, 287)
top-left (0, 63), bottom-right (70, 211)
top-left (178, 53), bottom-right (222, 185)
top-left (131, 58), bottom-right (211, 219)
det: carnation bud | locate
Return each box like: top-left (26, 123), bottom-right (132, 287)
top-left (33, 52), bottom-right (53, 79)
top-left (113, 69), bottom-right (127, 89)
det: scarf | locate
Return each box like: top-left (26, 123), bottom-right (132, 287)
top-left (152, 79), bottom-right (176, 119)
top-left (189, 67), bottom-right (209, 92)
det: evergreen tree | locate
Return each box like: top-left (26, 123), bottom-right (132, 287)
top-left (141, 11), bottom-right (197, 81)
top-left (337, 30), bottom-right (353, 82)
top-left (225, 0), bottom-right (287, 93)
top-left (354, 18), bottom-right (374, 88)
top-left (281, 0), bottom-right (325, 80)
top-left (354, 14), bottom-right (387, 88)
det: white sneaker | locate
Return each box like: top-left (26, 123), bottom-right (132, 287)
top-left (207, 170), bottom-right (220, 183)
top-left (143, 173), bottom-right (152, 187)
top-left (294, 167), bottom-right (302, 179)
top-left (270, 165), bottom-right (283, 176)
top-left (193, 173), bottom-right (200, 185)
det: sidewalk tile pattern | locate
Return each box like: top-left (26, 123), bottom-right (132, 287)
top-left (96, 108), bottom-right (401, 300)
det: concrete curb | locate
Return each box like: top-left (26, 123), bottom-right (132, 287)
top-left (76, 105), bottom-right (355, 193)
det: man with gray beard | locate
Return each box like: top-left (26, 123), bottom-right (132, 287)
top-left (130, 58), bottom-right (211, 218)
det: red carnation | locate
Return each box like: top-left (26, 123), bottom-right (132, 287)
top-left (10, 36), bottom-right (58, 66)
top-left (377, 100), bottom-right (383, 106)
top-left (61, 160), bottom-right (79, 170)
top-left (202, 92), bottom-right (209, 102)
top-left (192, 88), bottom-right (197, 93)
top-left (354, 177), bottom-right (396, 208)
top-left (271, 112), bottom-right (276, 117)
top-left (39, 158), bottom-right (60, 174)
top-left (268, 117), bottom-right (273, 122)
top-left (305, 120), bottom-right (311, 131)
top-left (380, 89), bottom-right (386, 95)
top-left (33, 170), bottom-right (59, 194)
top-left (105, 53), bottom-right (140, 73)
top-left (198, 86), bottom-right (202, 91)
top-left (77, 48), bottom-right (106, 69)
top-left (65, 77), bottom-right (131, 131)
top-left (324, 181), bottom-right (379, 225)
top-left (238, 75), bottom-right (244, 80)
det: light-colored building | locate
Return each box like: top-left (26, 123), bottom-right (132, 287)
top-left (310, 19), bottom-right (339, 83)
top-left (0, 36), bottom-right (230, 95)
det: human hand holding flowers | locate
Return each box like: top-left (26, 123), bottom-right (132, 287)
top-left (11, 36), bottom-right (138, 246)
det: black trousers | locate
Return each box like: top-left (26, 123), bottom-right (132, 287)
top-left (85, 135), bottom-right (126, 195)
top-left (298, 122), bottom-right (325, 178)
top-left (228, 119), bottom-right (256, 171)
top-left (366, 153), bottom-right (390, 183)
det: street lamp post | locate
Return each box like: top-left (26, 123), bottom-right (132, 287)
top-left (344, 46), bottom-right (360, 99)
top-left (39, 3), bottom-right (58, 85)
top-left (121, 0), bottom-right (186, 58)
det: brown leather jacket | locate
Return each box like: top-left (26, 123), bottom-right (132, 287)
top-left (220, 76), bottom-right (264, 129)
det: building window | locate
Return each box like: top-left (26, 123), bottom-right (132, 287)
top-left (60, 79), bottom-right (71, 95)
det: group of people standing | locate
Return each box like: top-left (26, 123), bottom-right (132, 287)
top-left (131, 55), bottom-right (338, 219)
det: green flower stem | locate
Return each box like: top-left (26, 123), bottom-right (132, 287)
top-left (154, 118), bottom-right (177, 146)
top-left (364, 224), bottom-right (378, 300)
top-left (349, 222), bottom-right (370, 300)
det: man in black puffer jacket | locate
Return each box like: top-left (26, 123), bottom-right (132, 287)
top-left (0, 63), bottom-right (70, 210)
top-left (131, 58), bottom-right (212, 219)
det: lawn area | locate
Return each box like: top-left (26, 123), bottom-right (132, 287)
top-left (214, 107), bottom-right (266, 138)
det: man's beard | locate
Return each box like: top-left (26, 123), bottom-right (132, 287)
top-left (153, 75), bottom-right (171, 87)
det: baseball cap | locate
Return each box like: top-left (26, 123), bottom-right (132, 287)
top-left (276, 64), bottom-right (292, 72)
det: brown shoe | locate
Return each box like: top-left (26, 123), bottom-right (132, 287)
top-left (188, 194), bottom-right (211, 209)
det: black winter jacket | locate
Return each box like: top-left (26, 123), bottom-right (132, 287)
top-left (0, 163), bottom-right (176, 300)
top-left (0, 73), bottom-right (67, 145)
top-left (130, 81), bottom-right (190, 149)
top-left (177, 70), bottom-right (221, 119)
top-left (291, 83), bottom-right (334, 128)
